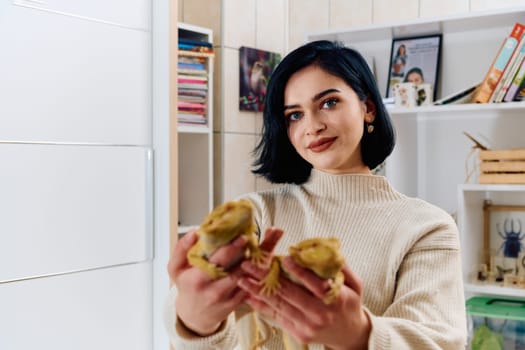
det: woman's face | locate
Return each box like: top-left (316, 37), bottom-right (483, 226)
top-left (283, 65), bottom-right (375, 174)
top-left (406, 71), bottom-right (423, 84)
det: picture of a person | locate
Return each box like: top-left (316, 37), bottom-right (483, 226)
top-left (395, 44), bottom-right (407, 61)
top-left (404, 67), bottom-right (424, 85)
top-left (391, 56), bottom-right (405, 78)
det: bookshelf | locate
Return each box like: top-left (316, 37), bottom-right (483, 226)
top-left (307, 7), bottom-right (525, 300)
top-left (177, 22), bottom-right (214, 232)
top-left (458, 184), bottom-right (525, 298)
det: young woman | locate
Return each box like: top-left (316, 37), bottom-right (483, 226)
top-left (165, 40), bottom-right (467, 349)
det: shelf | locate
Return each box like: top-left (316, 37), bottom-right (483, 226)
top-left (178, 225), bottom-right (196, 234)
top-left (465, 283), bottom-right (525, 298)
top-left (178, 124), bottom-right (211, 134)
top-left (307, 6), bottom-right (525, 42)
top-left (308, 7), bottom-right (525, 102)
top-left (387, 101), bottom-right (525, 117)
top-left (460, 184), bottom-right (525, 192)
top-left (177, 22), bottom-right (214, 228)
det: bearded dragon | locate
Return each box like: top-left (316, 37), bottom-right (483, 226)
top-left (261, 237), bottom-right (345, 304)
top-left (187, 198), bottom-right (266, 279)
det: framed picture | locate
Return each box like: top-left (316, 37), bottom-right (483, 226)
top-left (483, 200), bottom-right (525, 267)
top-left (386, 34), bottom-right (442, 99)
top-left (239, 46), bottom-right (281, 112)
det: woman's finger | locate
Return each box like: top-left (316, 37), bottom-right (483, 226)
top-left (259, 227), bottom-right (284, 253)
top-left (240, 260), bottom-right (269, 280)
top-left (167, 230), bottom-right (198, 278)
top-left (239, 267), bottom-right (326, 320)
top-left (241, 279), bottom-right (305, 331)
top-left (223, 287), bottom-right (250, 310)
top-left (341, 264), bottom-right (363, 296)
top-left (206, 266), bottom-right (248, 297)
top-left (280, 256), bottom-right (332, 300)
top-left (208, 235), bottom-right (248, 269)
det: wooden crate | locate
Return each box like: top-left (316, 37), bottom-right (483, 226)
top-left (479, 149), bottom-right (525, 184)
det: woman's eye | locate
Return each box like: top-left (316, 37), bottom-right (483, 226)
top-left (322, 98), bottom-right (338, 109)
top-left (286, 112), bottom-right (302, 121)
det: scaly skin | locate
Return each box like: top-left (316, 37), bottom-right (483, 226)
top-left (187, 198), bottom-right (267, 279)
top-left (261, 237), bottom-right (344, 305)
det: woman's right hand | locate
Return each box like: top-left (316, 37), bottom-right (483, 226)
top-left (168, 227), bottom-right (283, 336)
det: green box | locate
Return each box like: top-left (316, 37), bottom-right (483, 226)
top-left (467, 296), bottom-right (525, 350)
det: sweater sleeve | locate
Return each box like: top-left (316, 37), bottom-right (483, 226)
top-left (163, 285), bottom-right (239, 349)
top-left (367, 225), bottom-right (467, 349)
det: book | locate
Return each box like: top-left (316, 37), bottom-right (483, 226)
top-left (471, 22), bottom-right (525, 103)
top-left (503, 54), bottom-right (525, 102)
top-left (179, 38), bottom-right (213, 48)
top-left (178, 78), bottom-right (207, 84)
top-left (433, 83), bottom-right (479, 105)
top-left (178, 74), bottom-right (208, 81)
top-left (491, 33), bottom-right (525, 102)
top-left (178, 38), bottom-right (213, 54)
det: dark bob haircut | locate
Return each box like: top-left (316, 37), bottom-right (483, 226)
top-left (252, 40), bottom-right (395, 184)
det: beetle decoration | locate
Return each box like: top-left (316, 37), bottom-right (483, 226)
top-left (497, 218), bottom-right (525, 258)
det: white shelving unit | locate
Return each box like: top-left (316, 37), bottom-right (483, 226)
top-left (177, 22), bottom-right (214, 232)
top-left (307, 7), bottom-right (525, 300)
top-left (459, 184), bottom-right (525, 298)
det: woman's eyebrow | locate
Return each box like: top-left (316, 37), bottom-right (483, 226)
top-left (284, 88), bottom-right (341, 111)
top-left (312, 88), bottom-right (340, 102)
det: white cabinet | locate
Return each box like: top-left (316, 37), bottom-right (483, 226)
top-left (0, 2), bottom-right (151, 145)
top-left (0, 1), bottom-right (154, 349)
top-left (307, 7), bottom-right (525, 299)
top-left (177, 23), bottom-right (214, 230)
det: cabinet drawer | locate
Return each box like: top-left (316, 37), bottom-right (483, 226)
top-left (0, 143), bottom-right (153, 282)
top-left (0, 262), bottom-right (152, 350)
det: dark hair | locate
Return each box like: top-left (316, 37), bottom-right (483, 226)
top-left (404, 67), bottom-right (424, 82)
top-left (396, 44), bottom-right (406, 57)
top-left (252, 40), bottom-right (395, 184)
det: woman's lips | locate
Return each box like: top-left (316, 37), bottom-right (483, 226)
top-left (308, 137), bottom-right (337, 152)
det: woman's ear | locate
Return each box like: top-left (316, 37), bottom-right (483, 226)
top-left (364, 99), bottom-right (376, 123)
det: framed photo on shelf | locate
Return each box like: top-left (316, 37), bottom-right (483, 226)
top-left (483, 200), bottom-right (525, 269)
top-left (386, 34), bottom-right (442, 99)
top-left (239, 46), bottom-right (281, 112)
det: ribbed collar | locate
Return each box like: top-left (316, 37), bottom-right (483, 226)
top-left (302, 169), bottom-right (402, 202)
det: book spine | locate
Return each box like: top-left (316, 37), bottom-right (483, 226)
top-left (492, 35), bottom-right (525, 102)
top-left (178, 38), bottom-right (213, 48)
top-left (472, 22), bottom-right (525, 103)
top-left (493, 40), bottom-right (525, 102)
top-left (503, 57), bottom-right (525, 102)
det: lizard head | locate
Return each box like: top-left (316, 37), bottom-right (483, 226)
top-left (197, 198), bottom-right (255, 251)
top-left (288, 237), bottom-right (344, 279)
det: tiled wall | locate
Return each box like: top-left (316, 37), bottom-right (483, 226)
top-left (178, 0), bottom-right (525, 204)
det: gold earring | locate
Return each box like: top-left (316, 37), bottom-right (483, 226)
top-left (367, 124), bottom-right (374, 133)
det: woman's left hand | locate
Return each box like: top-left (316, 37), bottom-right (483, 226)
top-left (238, 257), bottom-right (371, 350)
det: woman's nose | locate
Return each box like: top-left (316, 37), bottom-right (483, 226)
top-left (305, 113), bottom-right (326, 135)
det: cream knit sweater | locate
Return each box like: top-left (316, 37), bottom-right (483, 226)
top-left (165, 169), bottom-right (467, 349)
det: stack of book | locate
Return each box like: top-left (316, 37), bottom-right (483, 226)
top-left (178, 38), bottom-right (213, 54)
top-left (472, 21), bottom-right (525, 104)
top-left (177, 38), bottom-right (213, 126)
